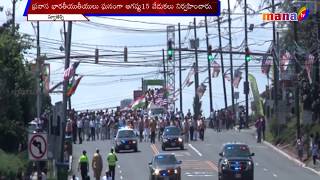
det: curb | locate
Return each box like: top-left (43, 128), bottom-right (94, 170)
top-left (263, 140), bottom-right (320, 176)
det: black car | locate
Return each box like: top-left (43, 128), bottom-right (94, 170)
top-left (114, 128), bottom-right (138, 153)
top-left (161, 126), bottom-right (184, 151)
top-left (218, 143), bottom-right (254, 180)
top-left (148, 153), bottom-right (182, 180)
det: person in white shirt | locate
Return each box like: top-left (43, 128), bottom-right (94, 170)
top-left (77, 118), bottom-right (83, 144)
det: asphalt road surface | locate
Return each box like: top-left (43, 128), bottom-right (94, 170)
top-left (71, 128), bottom-right (320, 180)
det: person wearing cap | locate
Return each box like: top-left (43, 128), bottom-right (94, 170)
top-left (78, 150), bottom-right (89, 180)
top-left (92, 149), bottom-right (103, 180)
top-left (107, 148), bottom-right (118, 180)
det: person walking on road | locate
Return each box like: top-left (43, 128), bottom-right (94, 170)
top-left (150, 119), bottom-right (157, 144)
top-left (107, 148), bottom-right (118, 180)
top-left (312, 144), bottom-right (319, 166)
top-left (189, 119), bottom-right (194, 141)
top-left (255, 117), bottom-right (262, 143)
top-left (138, 117), bottom-right (144, 142)
top-left (92, 149), bottom-right (103, 180)
top-left (77, 118), bottom-right (83, 144)
top-left (78, 150), bottom-right (89, 180)
top-left (183, 118), bottom-right (189, 143)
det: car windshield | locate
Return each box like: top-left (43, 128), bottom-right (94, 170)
top-left (224, 145), bottom-right (251, 157)
top-left (163, 127), bottom-right (180, 136)
top-left (117, 130), bottom-right (135, 138)
top-left (154, 155), bottom-right (177, 165)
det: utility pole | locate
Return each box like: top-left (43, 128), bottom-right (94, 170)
top-left (61, 21), bottom-right (72, 162)
top-left (227, 0), bottom-right (235, 115)
top-left (217, 16), bottom-right (228, 109)
top-left (12, 0), bottom-right (16, 35)
top-left (36, 21), bottom-right (41, 119)
top-left (271, 0), bottom-right (279, 125)
top-left (178, 23), bottom-right (183, 114)
top-left (193, 18), bottom-right (200, 119)
top-left (293, 7), bottom-right (300, 139)
top-left (205, 16), bottom-right (213, 113)
top-left (162, 49), bottom-right (167, 88)
top-left (244, 0), bottom-right (249, 127)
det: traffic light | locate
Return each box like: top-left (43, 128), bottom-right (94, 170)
top-left (39, 73), bottom-right (44, 92)
top-left (167, 39), bottom-right (173, 60)
top-left (95, 48), bottom-right (99, 64)
top-left (124, 46), bottom-right (128, 62)
top-left (208, 45), bottom-right (214, 61)
top-left (245, 47), bottom-right (252, 62)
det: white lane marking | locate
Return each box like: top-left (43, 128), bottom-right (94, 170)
top-left (119, 170), bottom-right (122, 174)
top-left (187, 174), bottom-right (214, 177)
top-left (120, 175), bottom-right (123, 179)
top-left (188, 144), bottom-right (202, 157)
top-left (263, 168), bottom-right (268, 172)
top-left (255, 162), bottom-right (259, 166)
top-left (117, 165), bottom-right (121, 168)
top-left (273, 173), bottom-right (278, 178)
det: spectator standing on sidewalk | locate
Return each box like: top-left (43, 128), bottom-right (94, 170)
top-left (255, 117), bottom-right (262, 143)
top-left (297, 138), bottom-right (304, 161)
top-left (311, 144), bottom-right (319, 166)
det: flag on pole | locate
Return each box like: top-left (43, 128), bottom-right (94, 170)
top-left (130, 95), bottom-right (146, 110)
top-left (305, 54), bottom-right (315, 83)
top-left (183, 66), bottom-right (195, 87)
top-left (63, 61), bottom-right (80, 80)
top-left (212, 61), bottom-right (221, 78)
top-left (233, 70), bottom-right (242, 88)
top-left (280, 51), bottom-right (291, 72)
top-left (197, 83), bottom-right (207, 99)
top-left (67, 75), bottom-right (83, 97)
top-left (224, 73), bottom-right (231, 81)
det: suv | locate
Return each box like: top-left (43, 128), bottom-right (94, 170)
top-left (114, 128), bottom-right (138, 153)
top-left (161, 126), bottom-right (184, 151)
top-left (218, 143), bottom-right (254, 180)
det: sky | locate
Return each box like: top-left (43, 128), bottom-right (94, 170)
top-left (0, 0), bottom-right (281, 116)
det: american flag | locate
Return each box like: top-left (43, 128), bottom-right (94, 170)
top-left (305, 54), bottom-right (315, 83)
top-left (280, 51), bottom-right (291, 72)
top-left (63, 61), bottom-right (80, 81)
top-left (233, 70), bottom-right (242, 88)
top-left (212, 61), bottom-right (221, 78)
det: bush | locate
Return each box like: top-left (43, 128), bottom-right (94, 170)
top-left (0, 149), bottom-right (28, 179)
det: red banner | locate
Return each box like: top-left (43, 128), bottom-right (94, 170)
top-left (25, 0), bottom-right (220, 16)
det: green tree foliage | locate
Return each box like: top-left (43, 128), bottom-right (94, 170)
top-left (0, 21), bottom-right (51, 152)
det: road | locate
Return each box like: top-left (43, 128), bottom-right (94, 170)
top-left (71, 128), bottom-right (319, 180)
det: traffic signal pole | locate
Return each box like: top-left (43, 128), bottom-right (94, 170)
top-left (193, 18), bottom-right (200, 119)
top-left (244, 0), bottom-right (249, 127)
top-left (205, 16), bottom-right (213, 113)
top-left (217, 16), bottom-right (228, 109)
top-left (178, 23), bottom-right (183, 114)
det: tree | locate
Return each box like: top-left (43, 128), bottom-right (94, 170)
top-left (0, 20), bottom-right (51, 152)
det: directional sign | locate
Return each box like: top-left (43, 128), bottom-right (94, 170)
top-left (28, 133), bottom-right (48, 161)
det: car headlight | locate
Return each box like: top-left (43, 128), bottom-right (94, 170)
top-left (178, 138), bottom-right (183, 142)
top-left (154, 169), bottom-right (160, 175)
top-left (222, 159), bottom-right (229, 167)
top-left (247, 161), bottom-right (253, 168)
top-left (132, 140), bottom-right (137, 144)
top-left (174, 169), bottom-right (178, 174)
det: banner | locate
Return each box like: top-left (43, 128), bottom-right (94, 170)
top-left (24, 0), bottom-right (221, 21)
top-left (248, 74), bottom-right (264, 117)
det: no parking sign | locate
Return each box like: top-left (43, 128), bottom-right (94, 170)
top-left (28, 133), bottom-right (48, 161)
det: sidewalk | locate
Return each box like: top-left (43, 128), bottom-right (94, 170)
top-left (262, 137), bottom-right (320, 176)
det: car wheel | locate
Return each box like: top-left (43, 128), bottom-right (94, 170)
top-left (134, 147), bottom-right (138, 152)
top-left (180, 145), bottom-right (184, 150)
top-left (162, 145), bottom-right (166, 151)
top-left (115, 147), bottom-right (119, 153)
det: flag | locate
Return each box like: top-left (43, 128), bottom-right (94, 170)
top-left (280, 51), bottom-right (291, 72)
top-left (197, 83), bottom-right (207, 99)
top-left (212, 61), bottom-right (221, 78)
top-left (67, 76), bottom-right (83, 97)
top-left (305, 54), bottom-right (315, 83)
top-left (233, 70), bottom-right (242, 88)
top-left (224, 73), bottom-right (231, 81)
top-left (183, 66), bottom-right (195, 87)
top-left (130, 95), bottom-right (146, 110)
top-left (63, 61), bottom-right (80, 80)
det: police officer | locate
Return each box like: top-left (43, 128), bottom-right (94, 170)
top-left (107, 148), bottom-right (118, 180)
top-left (78, 150), bottom-right (89, 180)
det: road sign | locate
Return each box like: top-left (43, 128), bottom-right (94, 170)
top-left (28, 133), bottom-right (48, 161)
